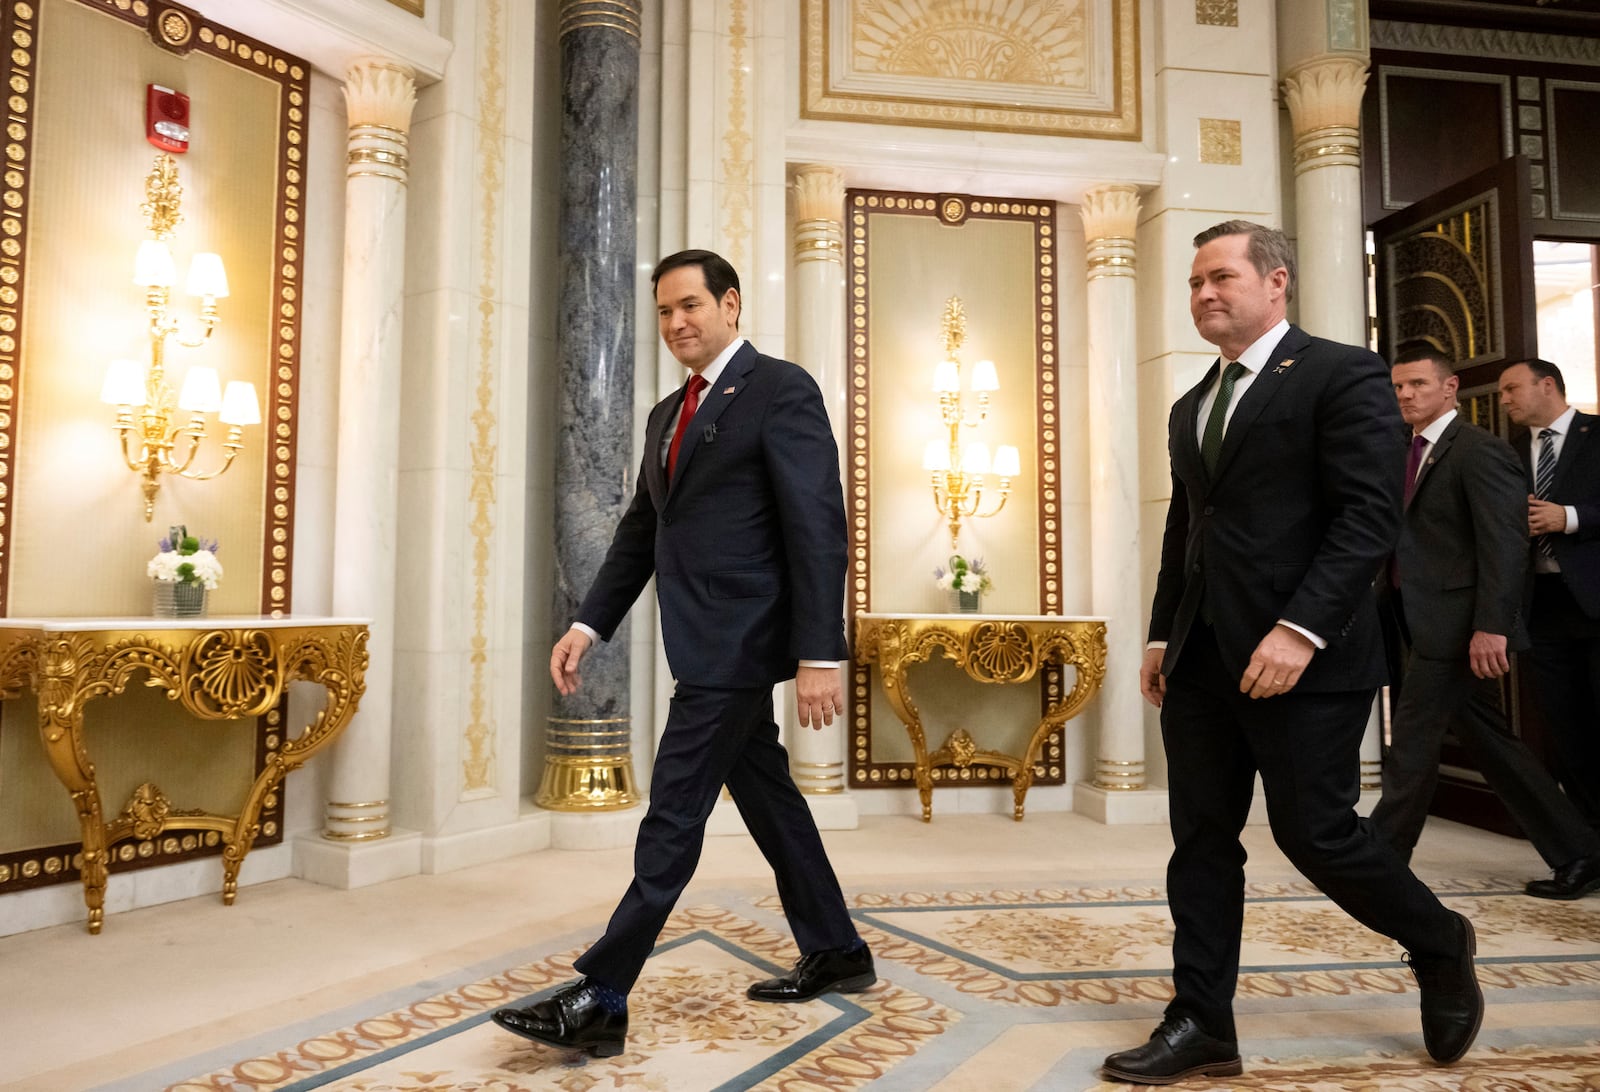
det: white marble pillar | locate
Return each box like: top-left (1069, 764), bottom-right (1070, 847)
top-left (1075, 185), bottom-right (1159, 821)
top-left (1283, 55), bottom-right (1369, 348)
top-left (323, 59), bottom-right (416, 846)
top-left (1283, 54), bottom-right (1382, 791)
top-left (788, 164), bottom-right (854, 822)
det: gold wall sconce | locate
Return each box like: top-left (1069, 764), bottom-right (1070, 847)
top-left (100, 152), bottom-right (260, 521)
top-left (920, 296), bottom-right (1021, 550)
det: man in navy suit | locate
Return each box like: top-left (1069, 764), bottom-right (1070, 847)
top-left (1499, 358), bottom-right (1600, 900)
top-left (493, 250), bottom-right (872, 1056)
top-left (1370, 350), bottom-right (1599, 889)
top-left (1101, 222), bottom-right (1481, 1085)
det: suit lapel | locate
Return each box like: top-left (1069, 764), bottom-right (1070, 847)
top-left (1552, 410), bottom-right (1595, 494)
top-left (1208, 326), bottom-right (1307, 483)
top-left (1408, 415), bottom-right (1459, 508)
top-left (668, 341), bottom-right (757, 492)
top-left (643, 395), bottom-right (676, 504)
top-left (1171, 360), bottom-right (1218, 483)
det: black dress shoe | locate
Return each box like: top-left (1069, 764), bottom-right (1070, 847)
top-left (491, 979), bottom-right (627, 1057)
top-left (1100, 1015), bottom-right (1242, 1085)
top-left (1526, 854), bottom-right (1600, 900)
top-left (1405, 911), bottom-right (1483, 1064)
top-left (747, 944), bottom-right (875, 1002)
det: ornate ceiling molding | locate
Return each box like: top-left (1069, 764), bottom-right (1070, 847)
top-left (1371, 18), bottom-right (1600, 65)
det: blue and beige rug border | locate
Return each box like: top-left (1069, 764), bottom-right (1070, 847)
top-left (111, 876), bottom-right (1600, 1092)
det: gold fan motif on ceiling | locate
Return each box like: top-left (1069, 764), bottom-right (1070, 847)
top-left (852, 0), bottom-right (1087, 87)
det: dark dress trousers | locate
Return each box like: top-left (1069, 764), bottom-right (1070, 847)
top-left (1370, 416), bottom-right (1599, 867)
top-left (1519, 409), bottom-right (1600, 830)
top-left (568, 342), bottom-right (859, 993)
top-left (1149, 326), bottom-right (1461, 1041)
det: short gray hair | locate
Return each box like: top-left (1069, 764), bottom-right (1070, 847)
top-left (1193, 220), bottom-right (1296, 303)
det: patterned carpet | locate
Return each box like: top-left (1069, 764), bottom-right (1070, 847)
top-left (155, 878), bottom-right (1600, 1092)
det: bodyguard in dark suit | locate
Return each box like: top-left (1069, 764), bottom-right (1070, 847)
top-left (1498, 358), bottom-right (1600, 900)
top-left (493, 250), bottom-right (872, 1057)
top-left (1370, 350), bottom-right (1600, 887)
top-left (1102, 222), bottom-right (1481, 1085)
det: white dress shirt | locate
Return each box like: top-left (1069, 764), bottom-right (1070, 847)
top-left (1528, 405), bottom-right (1582, 574)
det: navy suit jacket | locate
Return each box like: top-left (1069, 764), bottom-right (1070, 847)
top-left (1396, 415), bottom-right (1528, 659)
top-left (576, 341), bottom-right (849, 688)
top-left (1149, 325), bottom-right (1405, 691)
top-left (1519, 408), bottom-right (1600, 619)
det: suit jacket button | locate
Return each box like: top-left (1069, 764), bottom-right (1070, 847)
top-left (1192, 563), bottom-right (1202, 573)
top-left (1203, 505), bottom-right (1215, 516)
top-left (662, 516), bottom-right (672, 525)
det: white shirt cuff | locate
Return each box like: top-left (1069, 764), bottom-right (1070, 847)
top-left (570, 622), bottom-right (600, 643)
top-left (1277, 619), bottom-right (1326, 649)
top-left (798, 659), bottom-right (841, 669)
top-left (1145, 641), bottom-right (1168, 651)
top-left (1565, 505), bottom-right (1580, 533)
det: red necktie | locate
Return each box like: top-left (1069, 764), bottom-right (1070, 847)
top-left (667, 374), bottom-right (708, 478)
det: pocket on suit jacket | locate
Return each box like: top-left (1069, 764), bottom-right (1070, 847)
top-left (710, 568), bottom-right (780, 598)
top-left (1441, 566), bottom-right (1475, 591)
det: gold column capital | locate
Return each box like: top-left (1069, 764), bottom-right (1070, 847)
top-left (1080, 184), bottom-right (1140, 279)
top-left (344, 57), bottom-right (418, 134)
top-left (793, 165), bottom-right (845, 224)
top-left (1283, 55), bottom-right (1367, 176)
top-left (1078, 183), bottom-right (1141, 242)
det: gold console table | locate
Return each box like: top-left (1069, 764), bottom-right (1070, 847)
top-left (854, 613), bottom-right (1107, 822)
top-left (0, 617), bottom-right (369, 934)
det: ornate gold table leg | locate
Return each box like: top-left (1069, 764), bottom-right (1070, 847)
top-left (33, 637), bottom-right (111, 933)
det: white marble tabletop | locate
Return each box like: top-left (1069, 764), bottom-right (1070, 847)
top-left (0, 616), bottom-right (370, 631)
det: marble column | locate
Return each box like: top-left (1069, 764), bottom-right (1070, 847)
top-left (323, 58), bottom-right (417, 844)
top-left (538, 0), bottom-right (644, 813)
top-left (1283, 54), bottom-right (1369, 348)
top-left (1284, 53), bottom-right (1381, 790)
top-left (789, 164), bottom-right (850, 803)
top-left (1079, 185), bottom-right (1149, 802)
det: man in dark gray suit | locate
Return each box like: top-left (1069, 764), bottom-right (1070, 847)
top-left (1370, 349), bottom-right (1600, 887)
top-left (1101, 222), bottom-right (1481, 1085)
top-left (492, 250), bottom-right (872, 1057)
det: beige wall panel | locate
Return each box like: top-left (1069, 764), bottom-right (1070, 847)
top-left (14, 0), bottom-right (276, 618)
top-left (863, 211), bottom-right (1045, 769)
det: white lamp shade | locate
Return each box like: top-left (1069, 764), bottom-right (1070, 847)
top-left (970, 359), bottom-right (1000, 391)
top-left (133, 240), bottom-right (176, 288)
top-left (922, 440), bottom-right (951, 471)
top-left (100, 359), bottom-right (147, 406)
top-left (177, 366), bottom-right (222, 412)
top-left (960, 442), bottom-right (991, 474)
top-left (930, 359), bottom-right (960, 393)
top-left (993, 444), bottom-right (1021, 477)
top-left (219, 381), bottom-right (261, 425)
top-left (185, 252), bottom-right (230, 298)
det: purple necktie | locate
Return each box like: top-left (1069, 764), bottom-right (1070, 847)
top-left (1403, 434), bottom-right (1427, 504)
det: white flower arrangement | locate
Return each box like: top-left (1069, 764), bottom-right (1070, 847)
top-left (147, 525), bottom-right (223, 590)
top-left (932, 554), bottom-right (993, 594)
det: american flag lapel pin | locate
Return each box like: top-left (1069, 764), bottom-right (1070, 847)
top-left (1272, 358), bottom-right (1295, 375)
top-left (723, 385), bottom-right (736, 394)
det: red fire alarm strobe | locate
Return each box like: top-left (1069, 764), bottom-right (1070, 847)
top-left (146, 84), bottom-right (190, 153)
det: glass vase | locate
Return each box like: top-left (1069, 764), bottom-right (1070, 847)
top-left (950, 589), bottom-right (981, 614)
top-left (152, 580), bottom-right (208, 618)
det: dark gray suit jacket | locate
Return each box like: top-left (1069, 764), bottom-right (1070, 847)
top-left (1396, 414), bottom-right (1528, 659)
top-left (1518, 408), bottom-right (1600, 619)
top-left (1150, 326), bottom-right (1405, 691)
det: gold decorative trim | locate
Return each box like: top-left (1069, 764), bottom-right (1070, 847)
top-left (383, 0), bottom-right (423, 15)
top-left (845, 190), bottom-right (1065, 792)
top-left (1292, 126), bottom-right (1360, 173)
top-left (1198, 118), bottom-right (1242, 165)
top-left (720, 0), bottom-right (751, 269)
top-left (536, 753), bottom-right (640, 811)
top-left (1194, 0), bottom-right (1237, 27)
top-left (461, 0), bottom-right (506, 795)
top-left (325, 799), bottom-right (388, 809)
top-left (1283, 54), bottom-right (1368, 138)
top-left (548, 716), bottom-right (631, 724)
top-left (347, 146), bottom-right (409, 170)
top-left (802, 0), bottom-right (1141, 140)
top-left (321, 827), bottom-right (391, 841)
top-left (558, 0), bottom-right (641, 39)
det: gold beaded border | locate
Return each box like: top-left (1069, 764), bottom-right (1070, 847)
top-left (845, 190), bottom-right (1065, 791)
top-left (0, 0), bottom-right (307, 892)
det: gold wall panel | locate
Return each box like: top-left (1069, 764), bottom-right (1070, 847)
top-left (0, 0), bottom-right (306, 894)
top-left (846, 190), bottom-right (1065, 791)
top-left (803, 0), bottom-right (1140, 139)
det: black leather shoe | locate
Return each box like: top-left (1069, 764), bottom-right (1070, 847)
top-left (1100, 1015), bottom-right (1242, 1085)
top-left (491, 979), bottom-right (627, 1057)
top-left (1405, 911), bottom-right (1483, 1064)
top-left (1525, 854), bottom-right (1600, 900)
top-left (747, 944), bottom-right (875, 1002)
